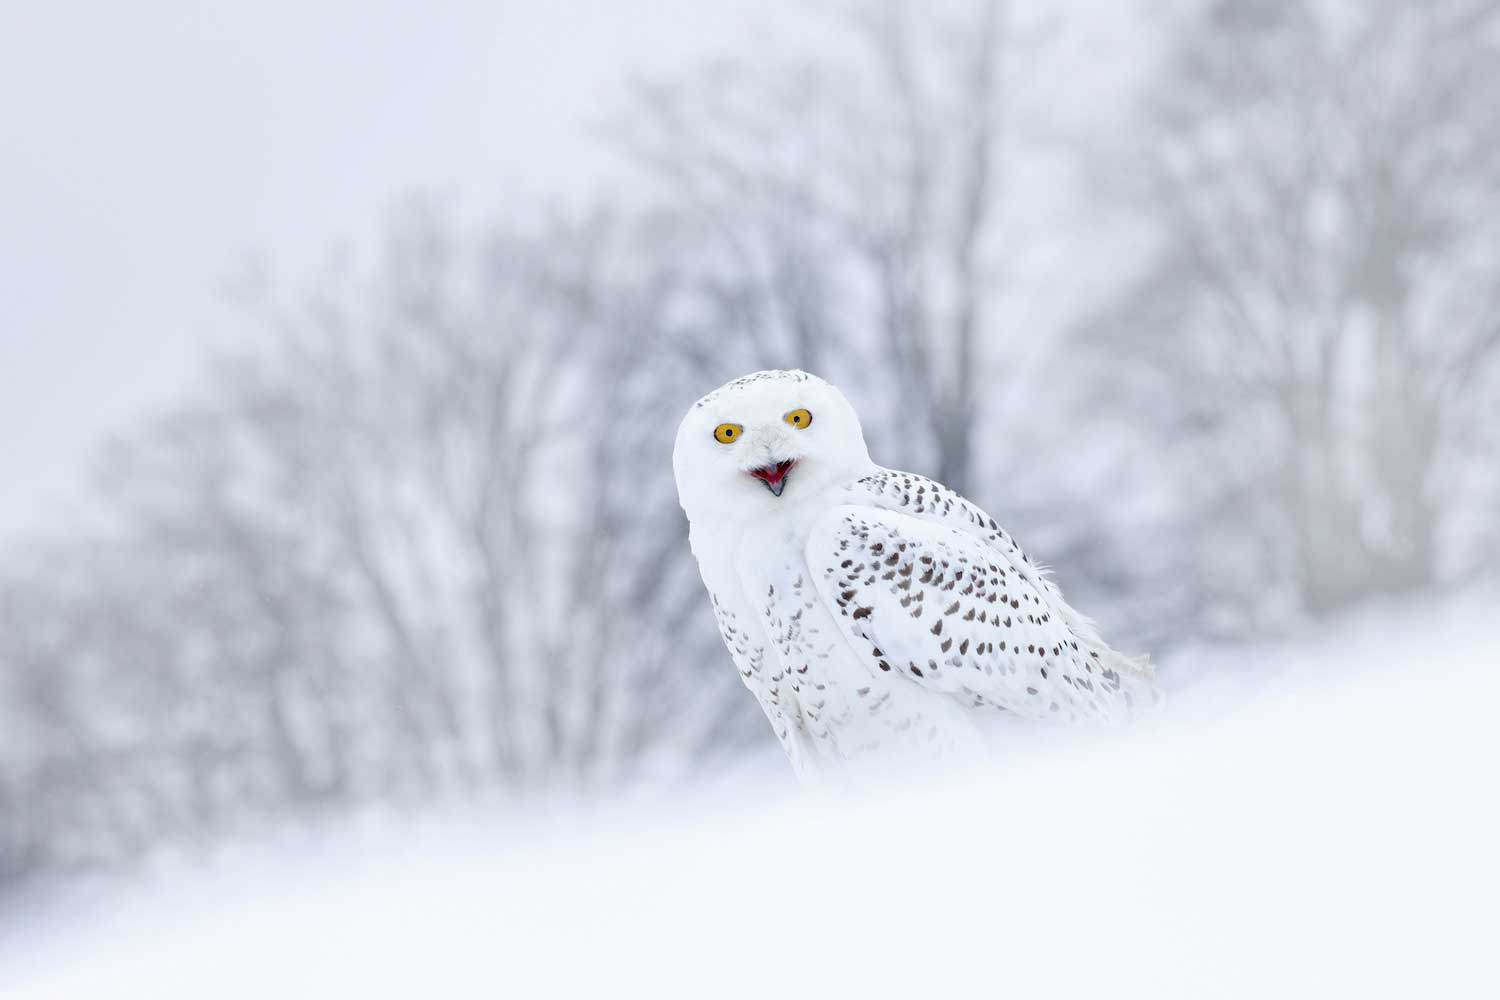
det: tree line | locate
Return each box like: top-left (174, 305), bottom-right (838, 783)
top-left (3, 0), bottom-right (1497, 883)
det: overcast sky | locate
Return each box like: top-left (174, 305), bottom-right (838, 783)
top-left (0, 0), bottom-right (776, 541)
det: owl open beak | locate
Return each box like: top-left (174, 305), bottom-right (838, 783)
top-left (748, 459), bottom-right (797, 497)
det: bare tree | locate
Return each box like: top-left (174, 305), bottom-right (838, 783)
top-left (1084, 0), bottom-right (1500, 621)
top-left (0, 205), bottom-right (761, 877)
top-left (619, 0), bottom-right (1014, 496)
top-left (611, 0), bottom-right (1179, 649)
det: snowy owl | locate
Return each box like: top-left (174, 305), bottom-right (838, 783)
top-left (673, 369), bottom-right (1156, 782)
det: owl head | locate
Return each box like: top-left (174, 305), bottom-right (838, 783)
top-left (673, 370), bottom-right (873, 524)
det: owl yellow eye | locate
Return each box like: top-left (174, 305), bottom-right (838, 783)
top-left (784, 408), bottom-right (813, 429)
top-left (713, 423), bottom-right (743, 444)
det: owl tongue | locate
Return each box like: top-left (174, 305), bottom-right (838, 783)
top-left (749, 459), bottom-right (797, 497)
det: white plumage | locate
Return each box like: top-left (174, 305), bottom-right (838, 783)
top-left (674, 370), bottom-right (1156, 782)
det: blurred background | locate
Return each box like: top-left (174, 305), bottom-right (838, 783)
top-left (2, 1), bottom-right (1499, 991)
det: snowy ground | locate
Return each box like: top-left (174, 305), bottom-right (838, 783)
top-left (3, 588), bottom-right (1497, 999)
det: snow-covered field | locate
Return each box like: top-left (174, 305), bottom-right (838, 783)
top-left (4, 588), bottom-right (1497, 999)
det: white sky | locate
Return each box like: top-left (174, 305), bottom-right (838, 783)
top-left (0, 0), bottom-right (1149, 543)
top-left (0, 0), bottom-right (772, 540)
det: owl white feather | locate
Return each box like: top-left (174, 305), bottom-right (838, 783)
top-left (674, 369), bottom-right (1156, 783)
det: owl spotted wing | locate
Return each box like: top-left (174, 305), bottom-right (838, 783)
top-left (805, 472), bottom-right (1155, 723)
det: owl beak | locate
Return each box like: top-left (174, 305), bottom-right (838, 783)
top-left (748, 459), bottom-right (797, 497)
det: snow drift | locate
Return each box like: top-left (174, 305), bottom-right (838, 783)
top-left (4, 589), bottom-right (1496, 999)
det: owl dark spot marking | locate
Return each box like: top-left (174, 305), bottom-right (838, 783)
top-left (853, 607), bottom-right (872, 620)
top-left (841, 590), bottom-right (856, 602)
top-left (930, 620), bottom-right (943, 636)
top-left (941, 638), bottom-right (952, 652)
top-left (1012, 599), bottom-right (1020, 609)
top-left (1027, 644), bottom-right (1035, 653)
top-left (1004, 616), bottom-right (1012, 628)
top-left (963, 608), bottom-right (976, 621)
top-left (878, 660), bottom-right (892, 672)
top-left (999, 641), bottom-right (1006, 651)
top-left (959, 639), bottom-right (969, 655)
top-left (946, 601), bottom-right (961, 615)
top-left (910, 665), bottom-right (924, 678)
top-left (1027, 687), bottom-right (1038, 695)
top-left (1040, 667), bottom-right (1048, 679)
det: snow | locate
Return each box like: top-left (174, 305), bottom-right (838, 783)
top-left (3, 588), bottom-right (1497, 999)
